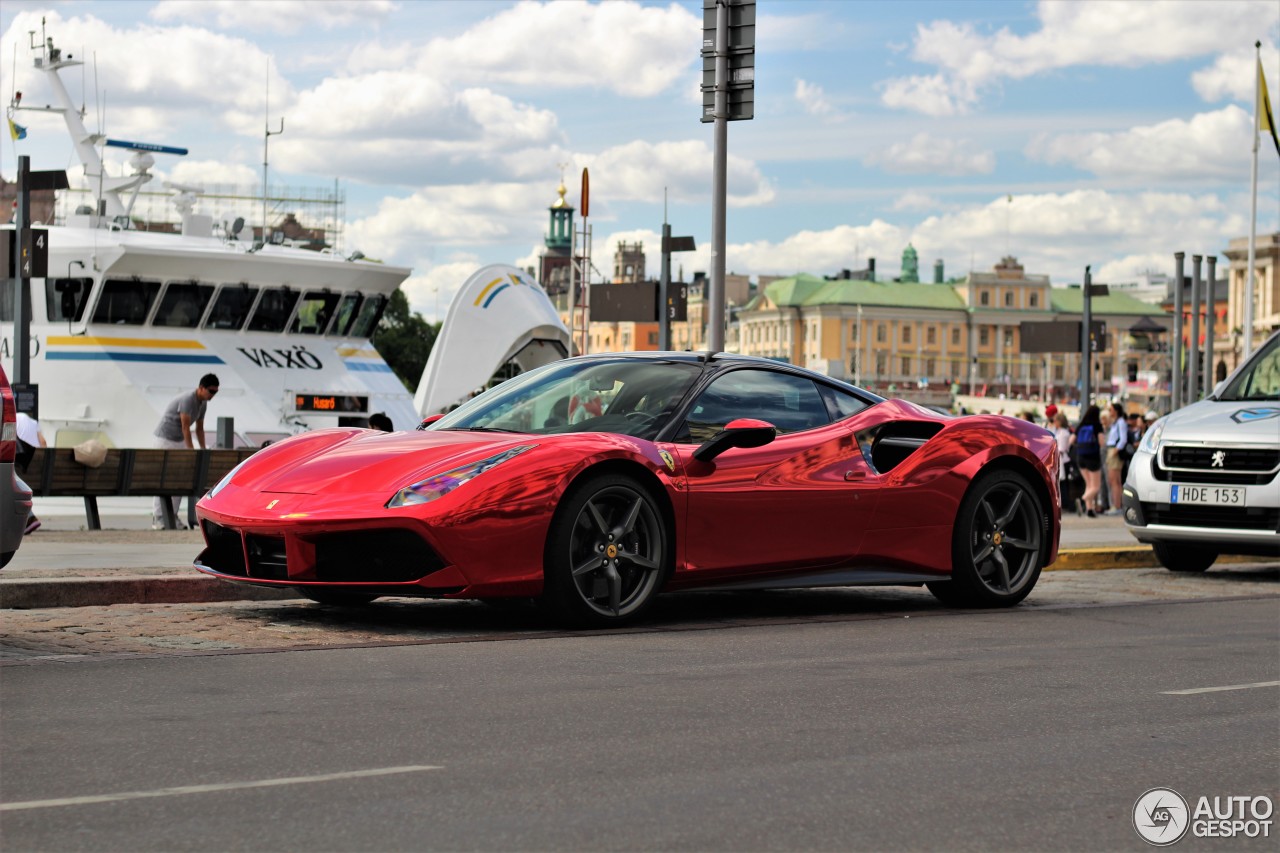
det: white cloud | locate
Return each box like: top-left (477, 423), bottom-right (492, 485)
top-left (892, 192), bottom-right (945, 213)
top-left (881, 0), bottom-right (1280, 114)
top-left (584, 140), bottom-right (774, 207)
top-left (390, 0), bottom-right (699, 98)
top-left (2, 10), bottom-right (291, 137)
top-left (149, 0), bottom-right (398, 35)
top-left (1026, 106), bottom-right (1254, 181)
top-left (168, 160), bottom-right (260, 187)
top-left (865, 133), bottom-right (995, 176)
top-left (401, 258), bottom-right (485, 322)
top-left (1192, 42), bottom-right (1280, 102)
top-left (794, 79), bottom-right (835, 116)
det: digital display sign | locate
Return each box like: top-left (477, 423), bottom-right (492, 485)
top-left (291, 393), bottom-right (369, 414)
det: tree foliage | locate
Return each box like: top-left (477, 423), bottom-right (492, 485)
top-left (373, 289), bottom-right (439, 391)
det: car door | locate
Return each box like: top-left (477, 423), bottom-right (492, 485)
top-left (667, 368), bottom-right (881, 584)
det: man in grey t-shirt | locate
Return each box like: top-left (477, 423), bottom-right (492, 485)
top-left (152, 373), bottom-right (219, 528)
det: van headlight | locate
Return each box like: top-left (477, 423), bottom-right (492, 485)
top-left (387, 445), bottom-right (535, 507)
top-left (1138, 418), bottom-right (1166, 454)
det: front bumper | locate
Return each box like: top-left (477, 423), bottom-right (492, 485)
top-left (1123, 453), bottom-right (1280, 553)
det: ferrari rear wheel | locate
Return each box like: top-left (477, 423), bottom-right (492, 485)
top-left (928, 469), bottom-right (1045, 607)
top-left (543, 474), bottom-right (668, 628)
top-left (297, 589), bottom-right (380, 607)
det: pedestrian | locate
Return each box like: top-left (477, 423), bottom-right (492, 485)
top-left (1075, 404), bottom-right (1104, 517)
top-left (367, 412), bottom-right (393, 432)
top-left (15, 410), bottom-right (45, 534)
top-left (1044, 403), bottom-right (1059, 429)
top-left (152, 373), bottom-right (219, 529)
top-left (1104, 402), bottom-right (1128, 515)
top-left (1052, 412), bottom-right (1075, 510)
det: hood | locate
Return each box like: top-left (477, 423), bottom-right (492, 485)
top-left (239, 428), bottom-right (534, 495)
top-left (1159, 398), bottom-right (1280, 443)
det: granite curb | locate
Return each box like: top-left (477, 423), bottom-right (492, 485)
top-left (5, 546), bottom-right (1273, 610)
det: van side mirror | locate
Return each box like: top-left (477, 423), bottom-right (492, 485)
top-left (693, 418), bottom-right (776, 462)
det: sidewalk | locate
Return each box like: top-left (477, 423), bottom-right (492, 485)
top-left (0, 498), bottom-right (1264, 609)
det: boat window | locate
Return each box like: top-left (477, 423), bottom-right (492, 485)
top-left (205, 284), bottom-right (259, 330)
top-left (289, 290), bottom-right (341, 335)
top-left (246, 287), bottom-right (300, 333)
top-left (92, 278), bottom-right (161, 325)
top-left (348, 294), bottom-right (387, 338)
top-left (154, 281), bottom-right (215, 328)
top-left (328, 293), bottom-right (362, 337)
top-left (46, 278), bottom-right (94, 323)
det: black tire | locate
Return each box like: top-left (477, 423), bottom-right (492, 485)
top-left (297, 589), bottom-right (380, 606)
top-left (1152, 541), bottom-right (1216, 573)
top-left (541, 473), bottom-right (669, 628)
top-left (927, 469), bottom-right (1046, 607)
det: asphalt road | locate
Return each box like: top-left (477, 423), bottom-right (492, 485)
top-left (3, 593), bottom-right (1277, 851)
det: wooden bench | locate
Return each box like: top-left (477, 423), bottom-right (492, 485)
top-left (24, 448), bottom-right (258, 530)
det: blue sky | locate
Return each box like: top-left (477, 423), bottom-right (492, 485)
top-left (3, 0), bottom-right (1277, 320)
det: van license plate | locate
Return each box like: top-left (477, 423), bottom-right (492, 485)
top-left (1171, 485), bottom-right (1245, 506)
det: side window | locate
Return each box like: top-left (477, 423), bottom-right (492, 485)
top-left (47, 278), bottom-right (93, 322)
top-left (819, 384), bottom-right (870, 421)
top-left (205, 284), bottom-right (260, 330)
top-left (328, 293), bottom-right (362, 336)
top-left (247, 288), bottom-right (301, 333)
top-left (679, 369), bottom-right (830, 443)
top-left (92, 278), bottom-right (161, 325)
top-left (348, 294), bottom-right (387, 338)
top-left (154, 281), bottom-right (215, 328)
top-left (290, 290), bottom-right (341, 335)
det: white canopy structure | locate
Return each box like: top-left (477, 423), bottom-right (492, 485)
top-left (414, 264), bottom-right (571, 416)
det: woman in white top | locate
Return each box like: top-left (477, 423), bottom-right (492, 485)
top-left (1052, 412), bottom-right (1075, 512)
top-left (1104, 402), bottom-right (1129, 516)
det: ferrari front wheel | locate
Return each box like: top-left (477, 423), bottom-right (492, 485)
top-left (543, 474), bottom-right (668, 628)
top-left (928, 469), bottom-right (1045, 608)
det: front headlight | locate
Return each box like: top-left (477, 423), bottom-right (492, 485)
top-left (1138, 417), bottom-right (1166, 454)
top-left (208, 458), bottom-right (251, 499)
top-left (387, 444), bottom-right (536, 508)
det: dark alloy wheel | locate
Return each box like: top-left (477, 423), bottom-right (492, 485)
top-left (1152, 541), bottom-right (1216, 573)
top-left (928, 469), bottom-right (1046, 607)
top-left (543, 474), bottom-right (668, 628)
top-left (297, 589), bottom-right (380, 607)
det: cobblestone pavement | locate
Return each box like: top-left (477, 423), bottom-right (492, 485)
top-left (2, 565), bottom-right (1275, 663)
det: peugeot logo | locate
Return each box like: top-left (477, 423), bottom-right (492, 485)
top-left (1211, 451), bottom-right (1226, 468)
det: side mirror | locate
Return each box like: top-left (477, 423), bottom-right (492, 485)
top-left (1211, 380), bottom-right (1227, 399)
top-left (416, 414), bottom-right (444, 431)
top-left (693, 418), bottom-right (776, 462)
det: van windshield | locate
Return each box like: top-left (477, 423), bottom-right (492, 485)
top-left (1216, 333), bottom-right (1280, 401)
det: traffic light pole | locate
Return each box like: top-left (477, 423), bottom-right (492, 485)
top-left (708, 0), bottom-right (728, 354)
top-left (1081, 265), bottom-right (1092, 408)
top-left (14, 155), bottom-right (31, 385)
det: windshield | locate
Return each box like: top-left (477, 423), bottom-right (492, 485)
top-left (431, 358), bottom-right (703, 440)
top-left (1217, 333), bottom-right (1280, 401)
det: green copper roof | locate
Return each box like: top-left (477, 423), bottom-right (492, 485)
top-left (763, 274), bottom-right (966, 310)
top-left (1049, 288), bottom-right (1163, 316)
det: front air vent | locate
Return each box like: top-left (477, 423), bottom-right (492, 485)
top-left (246, 534), bottom-right (289, 580)
top-left (200, 521), bottom-right (247, 576)
top-left (312, 530), bottom-right (446, 583)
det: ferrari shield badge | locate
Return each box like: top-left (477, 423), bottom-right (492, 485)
top-left (659, 450), bottom-right (676, 472)
top-left (266, 499), bottom-right (279, 509)
top-left (1230, 407), bottom-right (1280, 423)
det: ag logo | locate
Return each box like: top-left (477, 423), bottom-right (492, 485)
top-left (1133, 787), bottom-right (1190, 846)
top-left (1230, 407), bottom-right (1280, 423)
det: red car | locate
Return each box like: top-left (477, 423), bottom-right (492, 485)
top-left (196, 353), bottom-right (1060, 627)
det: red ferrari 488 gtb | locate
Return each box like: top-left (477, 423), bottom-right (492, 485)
top-left (196, 353), bottom-right (1060, 627)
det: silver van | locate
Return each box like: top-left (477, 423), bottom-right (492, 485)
top-left (1123, 329), bottom-right (1280, 571)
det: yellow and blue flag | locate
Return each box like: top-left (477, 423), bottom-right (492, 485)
top-left (7, 118), bottom-right (26, 141)
top-left (1259, 58), bottom-right (1279, 158)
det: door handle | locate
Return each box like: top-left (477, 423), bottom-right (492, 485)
top-left (844, 470), bottom-right (866, 481)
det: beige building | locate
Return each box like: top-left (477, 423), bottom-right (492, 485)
top-left (1223, 231), bottom-right (1279, 369)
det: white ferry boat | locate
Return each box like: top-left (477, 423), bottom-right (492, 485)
top-left (2, 33), bottom-right (418, 448)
